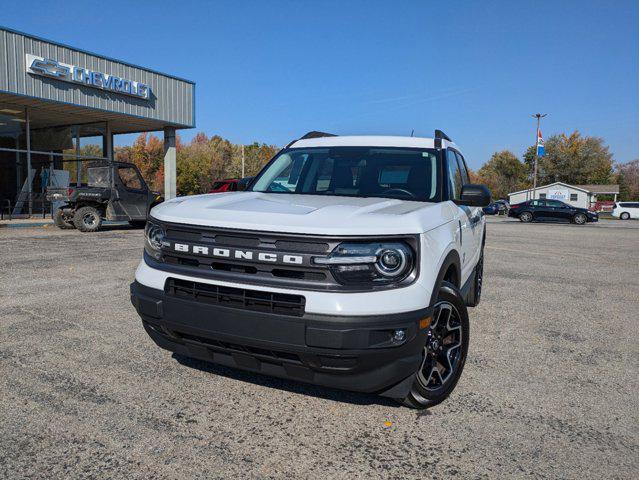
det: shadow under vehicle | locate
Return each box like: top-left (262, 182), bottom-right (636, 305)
top-left (46, 161), bottom-right (163, 232)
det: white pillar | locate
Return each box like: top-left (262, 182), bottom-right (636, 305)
top-left (164, 127), bottom-right (177, 200)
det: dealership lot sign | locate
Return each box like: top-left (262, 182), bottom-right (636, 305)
top-left (26, 54), bottom-right (151, 100)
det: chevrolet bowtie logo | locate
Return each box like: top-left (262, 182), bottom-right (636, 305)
top-left (29, 58), bottom-right (70, 78)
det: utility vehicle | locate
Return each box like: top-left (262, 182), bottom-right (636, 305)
top-left (47, 161), bottom-right (162, 232)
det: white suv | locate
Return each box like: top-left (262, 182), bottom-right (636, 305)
top-left (131, 131), bottom-right (491, 409)
top-left (612, 202), bottom-right (639, 220)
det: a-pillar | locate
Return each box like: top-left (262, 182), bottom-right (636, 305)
top-left (164, 127), bottom-right (176, 200)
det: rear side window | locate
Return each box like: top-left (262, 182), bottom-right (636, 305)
top-left (118, 166), bottom-right (143, 190)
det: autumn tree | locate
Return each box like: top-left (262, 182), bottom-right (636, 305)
top-left (522, 131), bottom-right (614, 186)
top-left (616, 159), bottom-right (639, 201)
top-left (477, 150), bottom-right (527, 200)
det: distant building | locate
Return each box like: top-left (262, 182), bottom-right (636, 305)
top-left (508, 182), bottom-right (619, 210)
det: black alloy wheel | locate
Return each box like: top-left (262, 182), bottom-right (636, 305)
top-left (400, 281), bottom-right (470, 409)
top-left (472, 252), bottom-right (484, 306)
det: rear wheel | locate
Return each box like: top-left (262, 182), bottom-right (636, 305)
top-left (520, 211), bottom-right (533, 223)
top-left (74, 206), bottom-right (102, 232)
top-left (53, 209), bottom-right (75, 229)
top-left (469, 252), bottom-right (484, 307)
top-left (620, 212), bottom-right (630, 220)
top-left (399, 282), bottom-right (470, 409)
top-left (573, 213), bottom-right (587, 225)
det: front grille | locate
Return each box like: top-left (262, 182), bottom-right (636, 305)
top-left (152, 221), bottom-right (419, 292)
top-left (161, 225), bottom-right (338, 289)
top-left (166, 278), bottom-right (306, 316)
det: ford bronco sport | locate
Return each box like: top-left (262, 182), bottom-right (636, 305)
top-left (131, 130), bottom-right (491, 409)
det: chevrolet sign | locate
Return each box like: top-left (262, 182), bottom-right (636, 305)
top-left (26, 54), bottom-right (151, 100)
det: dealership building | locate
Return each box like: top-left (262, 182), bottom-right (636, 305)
top-left (0, 26), bottom-right (195, 216)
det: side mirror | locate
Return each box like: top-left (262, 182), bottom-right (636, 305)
top-left (457, 184), bottom-right (492, 207)
top-left (237, 176), bottom-right (254, 191)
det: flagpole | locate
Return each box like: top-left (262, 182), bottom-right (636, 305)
top-left (531, 113), bottom-right (547, 200)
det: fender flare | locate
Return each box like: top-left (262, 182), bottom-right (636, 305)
top-left (428, 249), bottom-right (461, 307)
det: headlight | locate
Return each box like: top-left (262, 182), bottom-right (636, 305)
top-left (314, 242), bottom-right (414, 286)
top-left (144, 221), bottom-right (166, 260)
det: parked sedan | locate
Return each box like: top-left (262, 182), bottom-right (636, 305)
top-left (508, 199), bottom-right (598, 225)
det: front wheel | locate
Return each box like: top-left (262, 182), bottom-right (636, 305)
top-left (74, 206), bottom-right (102, 232)
top-left (399, 282), bottom-right (470, 409)
top-left (620, 212), bottom-right (630, 220)
top-left (520, 211), bottom-right (533, 223)
top-left (573, 213), bottom-right (587, 225)
top-left (53, 209), bottom-right (75, 229)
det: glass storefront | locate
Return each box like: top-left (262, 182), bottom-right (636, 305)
top-left (0, 102), bottom-right (109, 216)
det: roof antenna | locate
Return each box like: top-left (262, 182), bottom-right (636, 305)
top-left (410, 129), bottom-right (414, 137)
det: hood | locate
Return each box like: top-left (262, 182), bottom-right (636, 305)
top-left (151, 192), bottom-right (456, 235)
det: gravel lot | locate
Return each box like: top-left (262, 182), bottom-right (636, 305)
top-left (1, 218), bottom-right (638, 479)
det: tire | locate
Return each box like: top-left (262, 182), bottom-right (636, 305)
top-left (468, 251), bottom-right (484, 307)
top-left (573, 213), bottom-right (587, 225)
top-left (520, 211), bottom-right (533, 223)
top-left (73, 206), bottom-right (102, 232)
top-left (53, 209), bottom-right (75, 229)
top-left (399, 281), bottom-right (470, 409)
top-left (620, 212), bottom-right (630, 220)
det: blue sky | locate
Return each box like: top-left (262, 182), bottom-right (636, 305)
top-left (3, 0), bottom-right (638, 169)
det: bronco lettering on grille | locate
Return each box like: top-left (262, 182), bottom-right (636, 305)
top-left (173, 243), bottom-right (304, 265)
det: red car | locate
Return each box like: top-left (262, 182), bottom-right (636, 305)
top-left (209, 179), bottom-right (239, 193)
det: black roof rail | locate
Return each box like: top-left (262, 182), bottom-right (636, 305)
top-left (434, 129), bottom-right (452, 149)
top-left (434, 129), bottom-right (452, 142)
top-left (299, 131), bottom-right (338, 140)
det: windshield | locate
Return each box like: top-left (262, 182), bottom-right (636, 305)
top-left (251, 147), bottom-right (440, 201)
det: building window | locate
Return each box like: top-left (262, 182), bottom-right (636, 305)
top-left (570, 193), bottom-right (578, 201)
top-left (539, 193), bottom-right (546, 199)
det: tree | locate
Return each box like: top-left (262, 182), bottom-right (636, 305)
top-left (115, 132), bottom-right (279, 196)
top-left (115, 133), bottom-right (165, 192)
top-left (523, 131), bottom-right (614, 186)
top-left (616, 159), bottom-right (639, 201)
top-left (477, 150), bottom-right (527, 200)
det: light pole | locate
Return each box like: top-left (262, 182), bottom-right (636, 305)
top-left (530, 113), bottom-right (547, 200)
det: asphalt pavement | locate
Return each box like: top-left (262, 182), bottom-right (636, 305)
top-left (1, 218), bottom-right (638, 479)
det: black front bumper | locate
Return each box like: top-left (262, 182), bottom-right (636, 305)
top-left (130, 281), bottom-right (432, 398)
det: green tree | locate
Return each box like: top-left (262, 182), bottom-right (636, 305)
top-left (523, 131), bottom-right (614, 185)
top-left (477, 150), bottom-right (527, 200)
